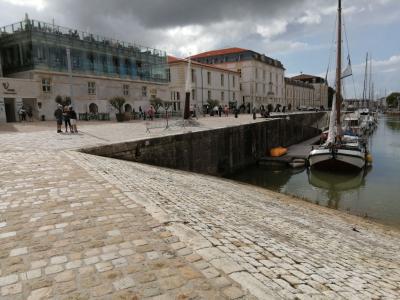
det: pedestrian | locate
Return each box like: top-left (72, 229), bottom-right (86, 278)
top-left (63, 106), bottom-right (72, 133)
top-left (54, 104), bottom-right (63, 133)
top-left (19, 107), bottom-right (27, 121)
top-left (69, 106), bottom-right (78, 133)
top-left (224, 105), bottom-right (229, 117)
top-left (27, 106), bottom-right (33, 121)
top-left (218, 105), bottom-right (222, 117)
top-left (139, 106), bottom-right (143, 119)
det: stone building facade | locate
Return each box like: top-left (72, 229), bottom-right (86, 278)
top-left (290, 74), bottom-right (329, 109)
top-left (167, 56), bottom-right (240, 111)
top-left (191, 48), bottom-right (285, 109)
top-left (284, 78), bottom-right (315, 109)
top-left (0, 18), bottom-right (168, 123)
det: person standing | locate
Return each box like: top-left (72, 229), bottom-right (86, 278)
top-left (63, 106), bottom-right (72, 133)
top-left (27, 106), bottom-right (33, 121)
top-left (54, 104), bottom-right (63, 133)
top-left (139, 106), bottom-right (143, 119)
top-left (69, 106), bottom-right (78, 133)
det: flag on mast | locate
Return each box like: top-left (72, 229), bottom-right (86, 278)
top-left (341, 55), bottom-right (352, 79)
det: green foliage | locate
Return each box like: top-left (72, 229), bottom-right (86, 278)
top-left (55, 95), bottom-right (71, 106)
top-left (207, 99), bottom-right (219, 108)
top-left (386, 92), bottom-right (400, 108)
top-left (55, 95), bottom-right (63, 105)
top-left (150, 97), bottom-right (164, 111)
top-left (109, 96), bottom-right (126, 114)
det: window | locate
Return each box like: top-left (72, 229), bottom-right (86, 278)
top-left (142, 86), bottom-right (147, 97)
top-left (192, 89), bottom-right (196, 100)
top-left (88, 82), bottom-right (96, 95)
top-left (240, 83), bottom-right (242, 91)
top-left (233, 92), bottom-right (236, 101)
top-left (255, 68), bottom-right (258, 79)
top-left (263, 84), bottom-right (266, 94)
top-left (123, 84), bottom-right (129, 96)
top-left (191, 69), bottom-right (195, 83)
top-left (221, 74), bottom-right (224, 86)
top-left (233, 76), bottom-right (236, 88)
top-left (238, 69), bottom-right (242, 78)
top-left (221, 91), bottom-right (224, 101)
top-left (177, 92), bottom-right (180, 100)
top-left (208, 90), bottom-right (211, 100)
top-left (166, 69), bottom-right (171, 82)
top-left (207, 72), bottom-right (211, 85)
top-left (42, 78), bottom-right (51, 93)
top-left (263, 70), bottom-right (266, 80)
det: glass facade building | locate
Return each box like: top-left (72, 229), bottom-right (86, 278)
top-left (0, 18), bottom-right (168, 83)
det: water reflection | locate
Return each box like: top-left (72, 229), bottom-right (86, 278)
top-left (307, 168), bottom-right (368, 210)
top-left (227, 115), bottom-right (400, 227)
top-left (386, 117), bottom-right (400, 131)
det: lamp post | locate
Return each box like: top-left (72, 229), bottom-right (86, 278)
top-left (66, 48), bottom-right (74, 107)
top-left (184, 57), bottom-right (192, 120)
top-left (0, 54), bottom-right (3, 78)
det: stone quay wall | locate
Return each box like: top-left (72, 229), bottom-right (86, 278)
top-left (82, 112), bottom-right (328, 176)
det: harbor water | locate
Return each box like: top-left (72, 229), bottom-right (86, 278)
top-left (229, 115), bottom-right (400, 228)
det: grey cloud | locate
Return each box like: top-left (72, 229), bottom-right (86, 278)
top-left (48, 0), bottom-right (309, 29)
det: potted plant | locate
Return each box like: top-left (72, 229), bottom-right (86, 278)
top-left (109, 96), bottom-right (126, 122)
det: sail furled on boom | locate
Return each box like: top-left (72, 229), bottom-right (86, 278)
top-left (326, 97), bottom-right (337, 146)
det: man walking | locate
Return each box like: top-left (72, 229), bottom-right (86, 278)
top-left (54, 104), bottom-right (63, 133)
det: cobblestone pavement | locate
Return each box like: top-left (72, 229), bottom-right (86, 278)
top-left (1, 118), bottom-right (400, 299)
top-left (0, 119), bottom-right (261, 299)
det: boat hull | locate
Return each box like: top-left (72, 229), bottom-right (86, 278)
top-left (308, 148), bottom-right (366, 171)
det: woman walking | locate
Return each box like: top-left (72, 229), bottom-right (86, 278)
top-left (69, 106), bottom-right (78, 133)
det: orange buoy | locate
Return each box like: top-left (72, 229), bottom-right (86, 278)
top-left (270, 147), bottom-right (288, 157)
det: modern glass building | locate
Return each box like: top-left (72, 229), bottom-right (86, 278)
top-left (0, 18), bottom-right (168, 82)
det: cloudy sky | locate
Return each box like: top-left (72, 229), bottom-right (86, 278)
top-left (1, 0), bottom-right (399, 97)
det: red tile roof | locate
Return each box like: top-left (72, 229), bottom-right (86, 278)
top-left (190, 47), bottom-right (248, 59)
top-left (167, 56), bottom-right (239, 73)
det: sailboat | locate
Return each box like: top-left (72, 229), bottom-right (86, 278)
top-left (308, 0), bottom-right (367, 171)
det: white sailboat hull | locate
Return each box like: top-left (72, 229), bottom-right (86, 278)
top-left (308, 148), bottom-right (366, 170)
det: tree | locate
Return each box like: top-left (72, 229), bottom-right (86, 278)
top-left (55, 95), bottom-right (71, 106)
top-left (109, 96), bottom-right (126, 114)
top-left (149, 97), bottom-right (164, 112)
top-left (386, 92), bottom-right (400, 108)
top-left (207, 99), bottom-right (219, 109)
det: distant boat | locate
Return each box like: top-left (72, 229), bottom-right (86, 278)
top-left (308, 0), bottom-right (368, 171)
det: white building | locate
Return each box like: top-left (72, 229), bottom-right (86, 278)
top-left (284, 78), bottom-right (315, 109)
top-left (191, 48), bottom-right (285, 109)
top-left (290, 74), bottom-right (329, 109)
top-left (168, 56), bottom-right (240, 111)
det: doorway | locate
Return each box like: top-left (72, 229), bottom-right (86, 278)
top-left (23, 98), bottom-right (38, 120)
top-left (4, 98), bottom-right (16, 122)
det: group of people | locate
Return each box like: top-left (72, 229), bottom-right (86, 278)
top-left (54, 105), bottom-right (78, 133)
top-left (18, 106), bottom-right (33, 122)
top-left (137, 106), bottom-right (156, 120)
top-left (208, 105), bottom-right (231, 117)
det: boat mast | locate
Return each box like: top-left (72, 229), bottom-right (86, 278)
top-left (336, 0), bottom-right (342, 136)
top-left (362, 53), bottom-right (368, 108)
